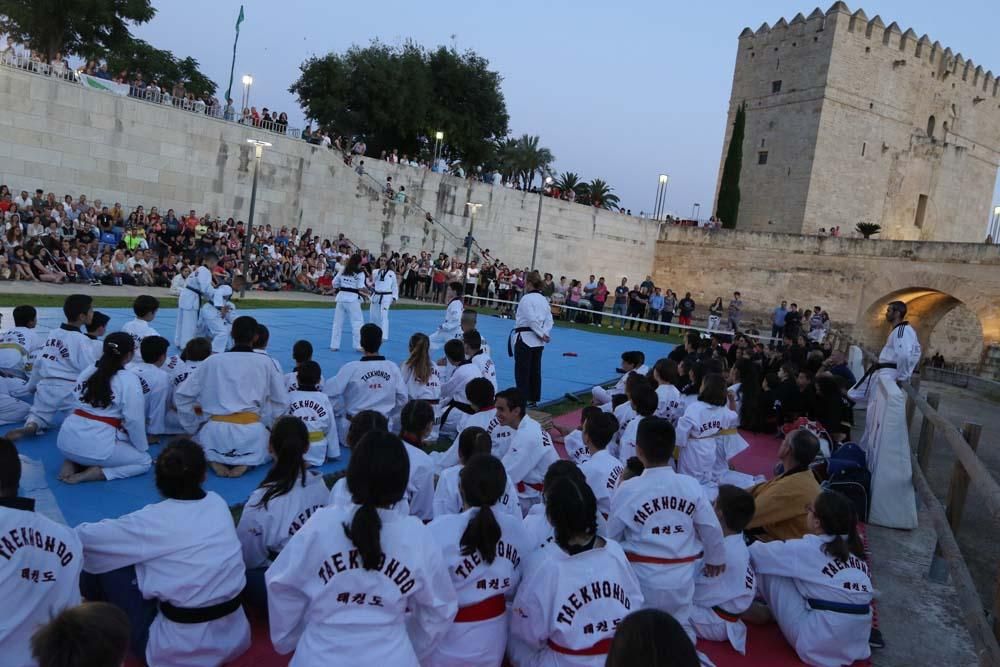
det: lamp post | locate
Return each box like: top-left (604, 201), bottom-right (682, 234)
top-left (241, 74), bottom-right (253, 112)
top-left (434, 131), bottom-right (444, 164)
top-left (692, 203), bottom-right (701, 221)
top-left (464, 202), bottom-right (483, 287)
top-left (530, 175), bottom-right (554, 271)
top-left (241, 139), bottom-right (271, 297)
top-left (653, 174), bottom-right (669, 220)
top-left (991, 205), bottom-right (1000, 244)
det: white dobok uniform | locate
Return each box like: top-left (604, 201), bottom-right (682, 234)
top-left (690, 534), bottom-right (756, 655)
top-left (433, 407), bottom-right (514, 472)
top-left (432, 463), bottom-right (522, 520)
top-left (0, 376), bottom-right (30, 425)
top-left (849, 320), bottom-right (922, 404)
top-left (509, 538), bottom-right (644, 666)
top-left (174, 349), bottom-right (288, 467)
top-left (176, 266), bottom-right (215, 349)
top-left (430, 298), bottom-right (464, 350)
top-left (655, 383), bottom-right (684, 425)
top-left (0, 497), bottom-right (83, 667)
top-left (402, 438), bottom-right (436, 521)
top-left (24, 325), bottom-right (97, 431)
top-left (593, 364), bottom-right (649, 408)
top-left (162, 359), bottom-right (202, 434)
top-left (326, 477), bottom-right (410, 516)
top-left (579, 449), bottom-right (624, 521)
top-left (56, 367), bottom-right (151, 480)
top-left (399, 363), bottom-right (441, 439)
top-left (265, 504), bottom-right (458, 666)
top-left (286, 390), bottom-right (338, 464)
top-left (607, 466), bottom-right (725, 638)
top-left (521, 504), bottom-right (610, 565)
top-left (76, 492), bottom-right (252, 667)
top-left (330, 271), bottom-right (367, 351)
top-left (323, 356), bottom-right (407, 441)
top-left (675, 401), bottom-right (748, 499)
top-left (237, 472), bottom-right (329, 569)
top-left (199, 286), bottom-right (235, 354)
top-left (120, 318), bottom-right (160, 350)
top-left (612, 402), bottom-right (635, 443)
top-left (750, 534), bottom-right (873, 667)
top-left (563, 429), bottom-right (590, 464)
top-left (285, 369), bottom-right (325, 393)
top-left (438, 361), bottom-right (482, 439)
top-left (369, 268), bottom-right (398, 340)
top-left (130, 362), bottom-right (169, 435)
top-left (502, 415), bottom-right (560, 512)
top-left (469, 349), bottom-right (497, 391)
top-left (612, 414), bottom-right (642, 462)
top-left (424, 509), bottom-right (529, 667)
top-left (0, 325), bottom-right (42, 377)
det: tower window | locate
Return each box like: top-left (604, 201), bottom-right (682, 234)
top-left (758, 151), bottom-right (769, 165)
top-left (772, 80), bottom-right (782, 93)
top-left (915, 194), bottom-right (928, 228)
top-left (926, 115), bottom-right (936, 139)
top-left (862, 142), bottom-right (866, 156)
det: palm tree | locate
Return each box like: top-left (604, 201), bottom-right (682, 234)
top-left (855, 221), bottom-right (881, 239)
top-left (554, 171), bottom-right (584, 199)
top-left (580, 179), bottom-right (620, 210)
top-left (495, 134), bottom-right (555, 189)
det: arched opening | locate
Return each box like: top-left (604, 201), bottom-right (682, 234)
top-left (926, 115), bottom-right (936, 139)
top-left (861, 288), bottom-right (984, 371)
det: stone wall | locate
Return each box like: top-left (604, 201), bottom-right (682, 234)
top-left (0, 66), bottom-right (659, 281)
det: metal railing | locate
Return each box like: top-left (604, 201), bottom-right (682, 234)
top-left (921, 366), bottom-right (1000, 400)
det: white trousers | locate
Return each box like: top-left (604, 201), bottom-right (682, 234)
top-left (61, 444), bottom-right (152, 480)
top-left (196, 420), bottom-right (269, 466)
top-left (0, 376), bottom-right (30, 425)
top-left (175, 307), bottom-right (200, 349)
top-left (26, 378), bottom-right (75, 431)
top-left (592, 385), bottom-right (613, 406)
top-left (633, 561), bottom-right (697, 643)
top-left (369, 297), bottom-right (391, 340)
top-left (690, 605), bottom-right (748, 655)
top-left (707, 315), bottom-right (721, 331)
top-left (330, 301), bottom-right (363, 351)
top-left (200, 307), bottom-right (230, 353)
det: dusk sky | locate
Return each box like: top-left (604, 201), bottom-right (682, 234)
top-left (134, 0), bottom-right (1000, 224)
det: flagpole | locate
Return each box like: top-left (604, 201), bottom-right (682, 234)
top-left (224, 5), bottom-right (245, 106)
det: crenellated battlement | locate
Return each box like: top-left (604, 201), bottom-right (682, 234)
top-left (738, 3), bottom-right (999, 98)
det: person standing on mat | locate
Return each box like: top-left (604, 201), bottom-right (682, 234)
top-left (369, 256), bottom-right (398, 342)
top-left (329, 253), bottom-right (369, 352)
top-left (509, 271), bottom-right (552, 407)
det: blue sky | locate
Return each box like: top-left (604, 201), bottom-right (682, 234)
top-left (134, 0), bottom-right (1000, 223)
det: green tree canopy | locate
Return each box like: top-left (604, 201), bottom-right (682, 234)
top-left (0, 0), bottom-right (156, 63)
top-left (579, 179), bottom-right (621, 210)
top-left (291, 40), bottom-right (509, 163)
top-left (715, 102), bottom-right (745, 229)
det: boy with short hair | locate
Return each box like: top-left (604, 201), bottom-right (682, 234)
top-left (121, 295), bottom-right (160, 348)
top-left (0, 305), bottom-right (41, 377)
top-left (31, 602), bottom-right (130, 667)
top-left (592, 350), bottom-right (648, 409)
top-left (286, 361), bottom-right (337, 465)
top-left (438, 338), bottom-right (481, 440)
top-left (85, 311), bottom-right (110, 358)
top-left (579, 411), bottom-right (623, 520)
top-left (555, 405), bottom-right (602, 464)
top-left (434, 377), bottom-right (514, 470)
top-left (285, 339), bottom-right (324, 392)
top-left (253, 323), bottom-right (282, 373)
top-left (614, 383), bottom-right (659, 462)
top-left (130, 336), bottom-right (170, 435)
top-left (690, 484), bottom-right (757, 655)
top-left (464, 329), bottom-right (497, 390)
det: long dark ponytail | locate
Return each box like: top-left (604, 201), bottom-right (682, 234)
top-left (343, 430), bottom-right (409, 570)
top-left (815, 490), bottom-right (865, 562)
top-left (81, 332), bottom-right (134, 408)
top-left (459, 454), bottom-right (505, 564)
top-left (255, 416), bottom-right (309, 509)
top-left (545, 475), bottom-right (599, 554)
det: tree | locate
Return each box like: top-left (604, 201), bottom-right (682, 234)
top-left (716, 102), bottom-right (745, 229)
top-left (855, 221), bottom-right (881, 239)
top-left (503, 134), bottom-right (554, 190)
top-left (0, 0), bottom-right (156, 64)
top-left (580, 179), bottom-right (620, 210)
top-left (554, 171), bottom-right (584, 199)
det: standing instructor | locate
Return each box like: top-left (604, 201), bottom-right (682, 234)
top-left (509, 271), bottom-right (553, 407)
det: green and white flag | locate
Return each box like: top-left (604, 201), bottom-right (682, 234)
top-left (224, 5), bottom-right (245, 103)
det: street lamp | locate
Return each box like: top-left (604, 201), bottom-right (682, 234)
top-left (653, 174), bottom-right (669, 221)
top-left (692, 203), bottom-right (701, 221)
top-left (990, 205), bottom-right (1000, 244)
top-left (241, 139), bottom-right (272, 296)
top-left (464, 202), bottom-right (483, 289)
top-left (241, 74), bottom-right (253, 112)
top-left (530, 175), bottom-right (554, 271)
top-left (434, 131), bottom-right (444, 164)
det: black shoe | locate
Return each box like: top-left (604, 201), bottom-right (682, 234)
top-left (564, 392), bottom-right (584, 404)
top-left (869, 628), bottom-right (885, 649)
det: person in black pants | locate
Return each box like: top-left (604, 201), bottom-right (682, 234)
top-left (511, 271), bottom-right (553, 405)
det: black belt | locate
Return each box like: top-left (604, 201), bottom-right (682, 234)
top-left (339, 287), bottom-right (361, 294)
top-left (267, 548), bottom-right (281, 562)
top-left (158, 593), bottom-right (243, 624)
top-left (851, 362), bottom-right (897, 390)
top-left (806, 598), bottom-right (870, 615)
top-left (508, 326), bottom-right (533, 357)
top-left (440, 400), bottom-right (475, 426)
top-left (374, 291), bottom-right (392, 295)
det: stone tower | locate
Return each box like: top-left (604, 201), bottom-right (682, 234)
top-left (715, 3), bottom-right (1000, 242)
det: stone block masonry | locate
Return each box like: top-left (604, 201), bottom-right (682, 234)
top-left (0, 66), bottom-right (660, 282)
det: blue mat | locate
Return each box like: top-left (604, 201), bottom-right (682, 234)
top-left (17, 306), bottom-right (673, 526)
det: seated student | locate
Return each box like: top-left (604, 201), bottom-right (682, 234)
top-left (285, 339), bottom-right (324, 392)
top-left (509, 474), bottom-right (644, 665)
top-left (0, 439), bottom-right (83, 667)
top-left (430, 281), bottom-right (465, 350)
top-left (285, 361), bottom-right (337, 465)
top-left (462, 309), bottom-right (490, 356)
top-left (690, 485), bottom-right (757, 655)
top-left (611, 372), bottom-right (651, 444)
top-left (614, 382), bottom-right (658, 462)
top-left (438, 338), bottom-right (481, 440)
top-left (56, 333), bottom-right (151, 484)
top-left (0, 373), bottom-right (30, 426)
top-left (608, 417), bottom-right (726, 642)
top-left (252, 322), bottom-right (282, 372)
top-left (326, 411), bottom-right (392, 508)
top-left (464, 329), bottom-right (497, 390)
top-left (592, 350), bottom-right (648, 409)
top-left (497, 387), bottom-right (560, 514)
top-left (746, 429), bottom-right (822, 542)
top-left (120, 295), bottom-right (160, 349)
top-left (30, 602), bottom-right (130, 667)
top-left (395, 400), bottom-right (438, 522)
top-left (400, 333), bottom-right (442, 432)
top-left (620, 455), bottom-right (644, 484)
top-left (554, 405), bottom-right (601, 464)
top-left (76, 440), bottom-right (251, 666)
top-left (426, 454), bottom-right (529, 667)
top-left (606, 609), bottom-right (700, 667)
top-left (266, 430), bottom-right (458, 663)
top-left (7, 295), bottom-right (96, 441)
top-left (650, 358), bottom-right (684, 425)
top-left (0, 304), bottom-right (43, 377)
top-left (238, 417), bottom-right (329, 613)
top-left (579, 411), bottom-right (624, 520)
top-left (84, 311), bottom-right (111, 359)
top-left (746, 490), bottom-right (873, 667)
top-left (129, 335), bottom-right (169, 436)
top-left (522, 460), bottom-right (609, 556)
top-left (433, 426), bottom-right (521, 520)
top-left (175, 316), bottom-right (288, 478)
top-left (675, 373), bottom-right (748, 499)
top-left (323, 323), bottom-right (407, 441)
top-left (162, 337), bottom-right (212, 435)
top-left (433, 378), bottom-right (514, 471)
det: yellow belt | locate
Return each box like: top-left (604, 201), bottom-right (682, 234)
top-left (308, 431), bottom-right (325, 443)
top-left (210, 412), bottom-right (260, 425)
top-left (0, 342), bottom-right (27, 356)
top-left (691, 428), bottom-right (739, 439)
